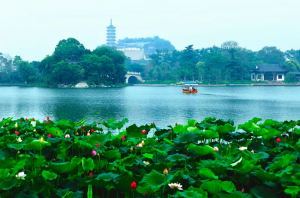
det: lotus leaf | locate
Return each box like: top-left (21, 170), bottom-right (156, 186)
top-left (199, 168), bottom-right (218, 179)
top-left (250, 185), bottom-right (277, 198)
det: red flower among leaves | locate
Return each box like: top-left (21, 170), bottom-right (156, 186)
top-left (175, 122), bottom-right (177, 126)
top-left (15, 131), bottom-right (19, 135)
top-left (276, 138), bottom-right (281, 143)
top-left (97, 142), bottom-right (100, 147)
top-left (47, 116), bottom-right (49, 120)
top-left (142, 129), bottom-right (146, 134)
top-left (91, 128), bottom-right (94, 133)
top-left (48, 133), bottom-right (52, 138)
top-left (47, 121), bottom-right (50, 124)
top-left (89, 172), bottom-right (93, 177)
top-left (122, 135), bottom-right (125, 140)
top-left (131, 181), bottom-right (137, 190)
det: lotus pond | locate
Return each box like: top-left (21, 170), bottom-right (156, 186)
top-left (0, 117), bottom-right (300, 198)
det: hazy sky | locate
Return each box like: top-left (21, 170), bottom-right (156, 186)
top-left (1, 0), bottom-right (300, 61)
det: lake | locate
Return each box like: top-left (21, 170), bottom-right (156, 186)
top-left (1, 86), bottom-right (300, 128)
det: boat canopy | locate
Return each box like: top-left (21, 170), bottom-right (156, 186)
top-left (183, 82), bottom-right (198, 86)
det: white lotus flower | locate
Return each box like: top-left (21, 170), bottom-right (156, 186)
top-left (239, 147), bottom-right (247, 151)
top-left (143, 161), bottom-right (150, 165)
top-left (17, 137), bottom-right (22, 142)
top-left (65, 134), bottom-right (70, 138)
top-left (16, 172), bottom-right (26, 180)
top-left (231, 157), bottom-right (242, 167)
top-left (137, 143), bottom-right (143, 147)
top-left (168, 183), bottom-right (183, 190)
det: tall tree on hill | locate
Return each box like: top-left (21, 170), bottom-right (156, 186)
top-left (221, 41), bottom-right (239, 60)
top-left (257, 46), bottom-right (285, 65)
top-left (285, 49), bottom-right (300, 63)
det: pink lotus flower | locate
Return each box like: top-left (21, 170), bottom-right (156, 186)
top-left (122, 135), bottom-right (125, 140)
top-left (242, 188), bottom-right (245, 193)
top-left (142, 129), bottom-right (146, 134)
top-left (214, 147), bottom-right (219, 152)
top-left (92, 150), bottom-right (97, 155)
top-left (153, 122), bottom-right (155, 125)
top-left (276, 138), bottom-right (281, 143)
top-left (43, 119), bottom-right (46, 121)
top-left (15, 131), bottom-right (20, 135)
top-left (48, 133), bottom-right (52, 138)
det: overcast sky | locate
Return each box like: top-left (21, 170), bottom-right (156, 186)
top-left (1, 0), bottom-right (300, 61)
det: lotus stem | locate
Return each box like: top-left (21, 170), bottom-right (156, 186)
top-left (162, 175), bottom-right (166, 198)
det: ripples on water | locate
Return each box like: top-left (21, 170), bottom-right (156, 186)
top-left (0, 86), bottom-right (300, 128)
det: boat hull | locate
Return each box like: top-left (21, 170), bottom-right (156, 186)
top-left (183, 89), bottom-right (198, 93)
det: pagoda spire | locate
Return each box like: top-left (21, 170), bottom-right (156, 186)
top-left (106, 19), bottom-right (116, 47)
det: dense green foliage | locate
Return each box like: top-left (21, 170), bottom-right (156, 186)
top-left (127, 42), bottom-right (300, 84)
top-left (1, 117), bottom-right (300, 197)
top-left (0, 38), bottom-right (127, 86)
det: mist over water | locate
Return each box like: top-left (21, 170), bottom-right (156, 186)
top-left (1, 86), bottom-right (300, 128)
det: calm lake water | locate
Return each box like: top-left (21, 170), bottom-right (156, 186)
top-left (0, 86), bottom-right (300, 128)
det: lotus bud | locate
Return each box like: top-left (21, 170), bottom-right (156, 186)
top-left (89, 172), bottom-right (93, 177)
top-left (91, 128), bottom-right (94, 133)
top-left (163, 168), bottom-right (168, 175)
top-left (33, 129), bottom-right (36, 132)
top-left (122, 135), bottom-right (125, 140)
top-left (130, 147), bottom-right (133, 152)
top-left (239, 147), bottom-right (247, 151)
top-left (17, 137), bottom-right (22, 142)
top-left (32, 118), bottom-right (35, 121)
top-left (48, 133), bottom-right (52, 138)
top-left (251, 150), bottom-right (254, 154)
top-left (141, 140), bottom-right (144, 145)
top-left (47, 120), bottom-right (50, 124)
top-left (39, 137), bottom-right (44, 144)
top-left (26, 118), bottom-right (28, 121)
top-left (65, 134), bottom-right (70, 138)
top-left (242, 188), bottom-right (245, 193)
top-left (15, 122), bottom-right (18, 128)
top-left (87, 132), bottom-right (91, 137)
top-left (142, 129), bottom-right (146, 134)
top-left (138, 143), bottom-right (143, 147)
top-left (214, 147), bottom-right (219, 152)
top-left (153, 122), bottom-right (155, 125)
top-left (82, 128), bottom-right (84, 132)
top-left (184, 155), bottom-right (187, 158)
top-left (175, 122), bottom-right (177, 126)
top-left (97, 142), bottom-right (100, 147)
top-left (170, 130), bottom-right (172, 133)
top-left (131, 181), bottom-right (137, 190)
top-left (91, 150), bottom-right (97, 155)
top-left (76, 132), bottom-right (79, 135)
top-left (165, 158), bottom-right (168, 162)
top-left (15, 131), bottom-right (20, 135)
top-left (276, 138), bottom-right (281, 143)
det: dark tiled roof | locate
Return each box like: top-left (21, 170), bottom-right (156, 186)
top-left (252, 64), bottom-right (288, 73)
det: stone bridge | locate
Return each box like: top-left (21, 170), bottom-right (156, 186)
top-left (125, 72), bottom-right (144, 83)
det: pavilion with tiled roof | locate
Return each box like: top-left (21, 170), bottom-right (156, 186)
top-left (250, 64), bottom-right (289, 81)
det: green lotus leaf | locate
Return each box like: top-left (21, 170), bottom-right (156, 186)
top-left (167, 153), bottom-right (187, 162)
top-left (45, 127), bottom-right (64, 137)
top-left (0, 117), bottom-right (13, 127)
top-left (173, 133), bottom-right (198, 144)
top-left (0, 158), bottom-right (15, 169)
top-left (199, 168), bottom-right (218, 180)
top-left (82, 157), bottom-right (94, 172)
top-left (136, 169), bottom-right (179, 194)
top-left (163, 138), bottom-right (174, 145)
top-left (200, 180), bottom-right (236, 194)
top-left (42, 170), bottom-right (57, 180)
top-left (155, 143), bottom-right (173, 153)
top-left (56, 188), bottom-right (83, 198)
top-left (255, 169), bottom-right (280, 182)
top-left (114, 174), bottom-right (133, 193)
top-left (15, 193), bottom-right (39, 198)
top-left (187, 186), bottom-right (208, 197)
top-left (75, 119), bottom-right (87, 127)
top-left (173, 124), bottom-right (184, 133)
top-left (201, 130), bottom-right (219, 139)
top-left (231, 158), bottom-right (261, 174)
top-left (49, 162), bottom-right (78, 174)
top-left (0, 177), bottom-right (18, 191)
top-left (86, 131), bottom-right (112, 146)
top-left (176, 190), bottom-right (205, 197)
top-left (199, 160), bottom-right (228, 175)
top-left (187, 144), bottom-right (216, 157)
top-left (127, 124), bottom-right (151, 138)
top-left (0, 169), bottom-right (10, 180)
top-left (187, 119), bottom-right (197, 126)
top-left (262, 128), bottom-right (281, 140)
top-left (218, 191), bottom-right (253, 198)
top-left (143, 153), bottom-right (154, 159)
top-left (54, 119), bottom-right (75, 129)
top-left (250, 185), bottom-right (277, 198)
top-left (187, 126), bottom-right (199, 133)
top-left (7, 143), bottom-right (24, 150)
top-left (103, 150), bottom-right (121, 161)
top-left (91, 172), bottom-right (120, 188)
top-left (26, 156), bottom-right (46, 168)
top-left (216, 123), bottom-right (236, 134)
top-left (269, 154), bottom-right (296, 172)
top-left (119, 154), bottom-right (136, 166)
top-left (253, 128), bottom-right (268, 137)
top-left (291, 172), bottom-right (300, 185)
top-left (24, 139), bottom-right (51, 151)
top-left (284, 186), bottom-right (300, 197)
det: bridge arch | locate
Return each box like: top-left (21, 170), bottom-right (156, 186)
top-left (125, 72), bottom-right (144, 83)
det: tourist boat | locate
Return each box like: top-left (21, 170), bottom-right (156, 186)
top-left (182, 82), bottom-right (198, 93)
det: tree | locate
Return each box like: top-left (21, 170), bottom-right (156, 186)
top-left (127, 63), bottom-right (145, 73)
top-left (53, 38), bottom-right (88, 63)
top-left (51, 61), bottom-right (83, 85)
top-left (282, 60), bottom-right (300, 72)
top-left (18, 61), bottom-right (36, 83)
top-left (221, 41), bottom-right (239, 59)
top-left (285, 72), bottom-right (297, 82)
top-left (257, 46), bottom-right (285, 65)
top-left (181, 45), bottom-right (198, 64)
top-left (285, 49), bottom-right (300, 63)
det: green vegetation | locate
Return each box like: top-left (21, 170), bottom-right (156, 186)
top-left (1, 117), bottom-right (300, 197)
top-left (126, 42), bottom-right (300, 84)
top-left (0, 38), bottom-right (127, 86)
